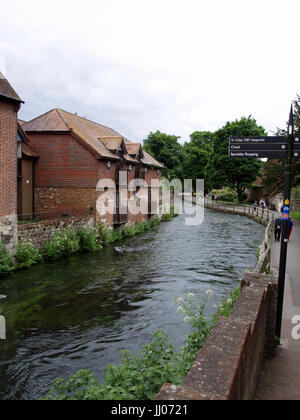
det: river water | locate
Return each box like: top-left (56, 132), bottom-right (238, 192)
top-left (0, 204), bottom-right (265, 400)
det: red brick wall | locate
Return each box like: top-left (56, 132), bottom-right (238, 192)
top-left (35, 187), bottom-right (96, 219)
top-left (26, 132), bottom-right (99, 188)
top-left (0, 100), bottom-right (18, 217)
top-left (26, 132), bottom-right (100, 218)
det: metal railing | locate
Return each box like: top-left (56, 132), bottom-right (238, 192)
top-left (203, 199), bottom-right (275, 223)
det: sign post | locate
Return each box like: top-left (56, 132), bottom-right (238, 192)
top-left (229, 105), bottom-right (298, 340)
top-left (276, 105), bottom-right (295, 339)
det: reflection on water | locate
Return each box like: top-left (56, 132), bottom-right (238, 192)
top-left (0, 204), bottom-right (265, 400)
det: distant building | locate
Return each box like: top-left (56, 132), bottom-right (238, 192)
top-left (22, 109), bottom-right (163, 226)
top-left (0, 72), bottom-right (23, 252)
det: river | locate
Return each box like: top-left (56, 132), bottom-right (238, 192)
top-left (0, 203), bottom-right (265, 400)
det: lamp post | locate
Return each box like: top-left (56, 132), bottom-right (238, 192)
top-left (276, 105), bottom-right (295, 339)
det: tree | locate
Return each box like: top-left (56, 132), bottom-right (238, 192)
top-left (262, 95), bottom-right (300, 194)
top-left (210, 116), bottom-right (266, 202)
top-left (182, 131), bottom-right (213, 191)
top-left (143, 131), bottom-right (183, 180)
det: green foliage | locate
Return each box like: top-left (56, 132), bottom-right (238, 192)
top-left (210, 117), bottom-right (265, 202)
top-left (211, 287), bottom-right (241, 323)
top-left (162, 206), bottom-right (178, 221)
top-left (42, 228), bottom-right (80, 261)
top-left (0, 243), bottom-right (15, 276)
top-left (291, 211), bottom-right (300, 221)
top-left (143, 131), bottom-right (184, 180)
top-left (78, 227), bottom-right (102, 252)
top-left (211, 187), bottom-right (238, 203)
top-left (149, 216), bottom-right (161, 228)
top-left (182, 131), bottom-right (214, 191)
top-left (14, 241), bottom-right (42, 269)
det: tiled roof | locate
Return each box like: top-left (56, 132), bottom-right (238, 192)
top-left (126, 143), bottom-right (143, 157)
top-left (0, 72), bottom-right (23, 103)
top-left (23, 143), bottom-right (38, 158)
top-left (123, 153), bottom-right (140, 164)
top-left (99, 136), bottom-right (123, 151)
top-left (22, 109), bottom-right (70, 132)
top-left (142, 151), bottom-right (164, 169)
top-left (23, 108), bottom-right (163, 167)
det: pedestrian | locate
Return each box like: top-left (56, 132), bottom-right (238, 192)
top-left (288, 217), bottom-right (294, 241)
top-left (253, 201), bottom-right (258, 210)
top-left (274, 217), bottom-right (282, 242)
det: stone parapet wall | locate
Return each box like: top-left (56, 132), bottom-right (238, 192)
top-left (155, 273), bottom-right (278, 400)
top-left (18, 216), bottom-right (94, 249)
top-left (0, 215), bottom-right (18, 253)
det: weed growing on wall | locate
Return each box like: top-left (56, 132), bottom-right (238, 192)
top-left (14, 241), bottom-right (42, 269)
top-left (0, 244), bottom-right (15, 276)
top-left (42, 229), bottom-right (80, 261)
top-left (78, 227), bottom-right (102, 252)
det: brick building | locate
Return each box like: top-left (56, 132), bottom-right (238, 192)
top-left (17, 122), bottom-right (38, 219)
top-left (23, 109), bottom-right (163, 226)
top-left (0, 72), bottom-right (23, 252)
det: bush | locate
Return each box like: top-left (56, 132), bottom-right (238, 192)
top-left (149, 216), bottom-right (161, 228)
top-left (78, 227), bottom-right (102, 252)
top-left (14, 241), bottom-right (42, 269)
top-left (211, 188), bottom-right (238, 203)
top-left (0, 243), bottom-right (15, 276)
top-left (162, 206), bottom-right (178, 221)
top-left (122, 226), bottom-right (136, 238)
top-left (42, 228), bottom-right (80, 261)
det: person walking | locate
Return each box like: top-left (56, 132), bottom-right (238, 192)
top-left (288, 217), bottom-right (294, 241)
top-left (274, 217), bottom-right (282, 242)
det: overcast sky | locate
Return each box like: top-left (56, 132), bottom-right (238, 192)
top-left (0, 0), bottom-right (299, 143)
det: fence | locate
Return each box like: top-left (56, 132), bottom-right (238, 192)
top-left (202, 198), bottom-right (275, 274)
top-left (203, 199), bottom-right (275, 224)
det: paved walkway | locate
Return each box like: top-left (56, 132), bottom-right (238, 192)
top-left (255, 219), bottom-right (300, 400)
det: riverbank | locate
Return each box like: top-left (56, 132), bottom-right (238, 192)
top-left (0, 209), bottom-right (178, 278)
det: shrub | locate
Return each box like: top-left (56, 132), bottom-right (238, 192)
top-left (42, 228), bottom-right (80, 261)
top-left (103, 229), bottom-right (123, 244)
top-left (122, 226), bottom-right (136, 238)
top-left (162, 206), bottom-right (178, 221)
top-left (78, 227), bottom-right (102, 252)
top-left (14, 241), bottom-right (42, 269)
top-left (149, 216), bottom-right (161, 228)
top-left (0, 243), bottom-right (15, 276)
top-left (211, 188), bottom-right (238, 203)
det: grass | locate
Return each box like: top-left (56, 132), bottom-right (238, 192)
top-left (291, 211), bottom-right (300, 221)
